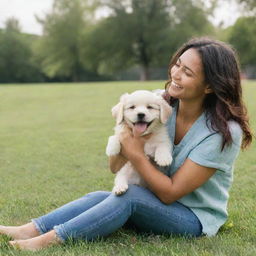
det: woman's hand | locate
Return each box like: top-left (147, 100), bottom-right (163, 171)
top-left (119, 125), bottom-right (151, 162)
top-left (109, 126), bottom-right (151, 174)
top-left (109, 154), bottom-right (128, 174)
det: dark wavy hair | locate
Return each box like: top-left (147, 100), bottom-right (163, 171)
top-left (164, 37), bottom-right (252, 150)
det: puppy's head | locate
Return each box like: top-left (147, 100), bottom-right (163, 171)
top-left (112, 90), bottom-right (172, 135)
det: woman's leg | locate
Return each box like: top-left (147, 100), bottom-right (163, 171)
top-left (0, 223), bottom-right (40, 240)
top-left (0, 191), bottom-right (110, 240)
top-left (53, 185), bottom-right (202, 239)
top-left (127, 189), bottom-right (202, 237)
top-left (10, 185), bottom-right (202, 250)
top-left (32, 191), bottom-right (111, 235)
top-left (9, 230), bottom-right (59, 251)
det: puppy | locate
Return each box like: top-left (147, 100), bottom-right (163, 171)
top-left (106, 90), bottom-right (173, 195)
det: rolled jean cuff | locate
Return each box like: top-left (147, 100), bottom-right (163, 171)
top-left (32, 218), bottom-right (65, 243)
top-left (53, 224), bottom-right (69, 242)
top-left (31, 218), bottom-right (46, 235)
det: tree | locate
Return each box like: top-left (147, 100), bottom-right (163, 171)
top-left (0, 18), bottom-right (43, 83)
top-left (83, 0), bottom-right (215, 80)
top-left (228, 16), bottom-right (256, 67)
top-left (168, 0), bottom-right (215, 47)
top-left (34, 0), bottom-right (96, 81)
top-left (236, 0), bottom-right (256, 13)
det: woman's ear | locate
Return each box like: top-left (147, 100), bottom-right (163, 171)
top-left (205, 85), bottom-right (213, 94)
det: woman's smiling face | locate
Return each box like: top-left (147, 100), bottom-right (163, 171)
top-left (168, 48), bottom-right (211, 102)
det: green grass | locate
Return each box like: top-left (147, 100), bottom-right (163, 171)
top-left (0, 81), bottom-right (255, 256)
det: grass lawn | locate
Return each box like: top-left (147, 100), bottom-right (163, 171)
top-left (0, 80), bottom-right (255, 256)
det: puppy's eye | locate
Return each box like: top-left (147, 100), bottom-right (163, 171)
top-left (147, 106), bottom-right (153, 109)
top-left (129, 106), bottom-right (135, 109)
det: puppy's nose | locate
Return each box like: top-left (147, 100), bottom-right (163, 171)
top-left (137, 113), bottom-right (145, 120)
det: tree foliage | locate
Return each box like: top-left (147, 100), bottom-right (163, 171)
top-left (0, 18), bottom-right (43, 83)
top-left (1, 0), bottom-right (256, 83)
top-left (236, 0), bottom-right (256, 13)
top-left (83, 0), bottom-right (174, 80)
top-left (229, 16), bottom-right (256, 67)
top-left (34, 0), bottom-right (96, 81)
top-left (83, 0), bottom-right (214, 80)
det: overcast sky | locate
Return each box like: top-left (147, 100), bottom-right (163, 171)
top-left (0, 0), bottom-right (54, 34)
top-left (0, 0), bottom-right (241, 35)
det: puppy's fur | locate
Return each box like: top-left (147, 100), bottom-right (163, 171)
top-left (106, 90), bottom-right (173, 195)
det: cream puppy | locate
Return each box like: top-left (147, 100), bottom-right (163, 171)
top-left (106, 90), bottom-right (173, 195)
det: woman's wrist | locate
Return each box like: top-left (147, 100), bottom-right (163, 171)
top-left (129, 152), bottom-right (148, 165)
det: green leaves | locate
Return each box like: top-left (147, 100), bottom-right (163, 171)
top-left (0, 18), bottom-right (43, 83)
top-left (33, 0), bottom-right (88, 81)
top-left (229, 16), bottom-right (256, 67)
top-left (82, 0), bottom-right (214, 80)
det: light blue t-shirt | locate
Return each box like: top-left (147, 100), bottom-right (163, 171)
top-left (163, 104), bottom-right (242, 236)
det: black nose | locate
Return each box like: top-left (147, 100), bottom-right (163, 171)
top-left (137, 113), bottom-right (145, 120)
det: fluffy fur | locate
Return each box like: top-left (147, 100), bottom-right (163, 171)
top-left (106, 90), bottom-right (173, 195)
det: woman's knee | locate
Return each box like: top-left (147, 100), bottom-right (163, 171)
top-left (118, 185), bottom-right (155, 201)
top-left (83, 191), bottom-right (111, 200)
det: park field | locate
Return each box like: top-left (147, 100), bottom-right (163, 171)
top-left (0, 81), bottom-right (255, 256)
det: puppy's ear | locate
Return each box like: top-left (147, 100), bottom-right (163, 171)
top-left (111, 102), bottom-right (124, 124)
top-left (111, 93), bottom-right (129, 124)
top-left (159, 98), bottom-right (172, 124)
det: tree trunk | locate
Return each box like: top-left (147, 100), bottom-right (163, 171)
top-left (140, 66), bottom-right (150, 81)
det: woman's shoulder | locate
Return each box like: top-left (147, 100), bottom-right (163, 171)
top-left (228, 120), bottom-right (243, 136)
top-left (204, 114), bottom-right (242, 135)
top-left (227, 120), bottom-right (243, 146)
top-left (202, 119), bottom-right (243, 148)
top-left (191, 115), bottom-right (243, 149)
top-left (187, 119), bottom-right (242, 173)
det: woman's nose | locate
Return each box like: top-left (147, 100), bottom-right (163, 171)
top-left (171, 66), bottom-right (181, 80)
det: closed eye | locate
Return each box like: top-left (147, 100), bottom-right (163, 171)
top-left (147, 104), bottom-right (159, 110)
top-left (185, 70), bottom-right (193, 77)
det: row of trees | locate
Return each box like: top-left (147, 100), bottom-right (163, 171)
top-left (0, 0), bottom-right (255, 83)
top-left (0, 19), bottom-right (44, 83)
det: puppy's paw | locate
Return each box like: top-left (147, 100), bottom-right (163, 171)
top-left (106, 136), bottom-right (121, 156)
top-left (155, 148), bottom-right (173, 166)
top-left (112, 183), bottom-right (129, 196)
top-left (155, 155), bottom-right (173, 166)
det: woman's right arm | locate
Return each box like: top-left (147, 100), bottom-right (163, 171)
top-left (109, 154), bottom-right (128, 174)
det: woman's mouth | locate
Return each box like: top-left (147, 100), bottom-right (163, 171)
top-left (171, 81), bottom-right (183, 89)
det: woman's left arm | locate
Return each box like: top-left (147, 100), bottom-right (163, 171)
top-left (121, 128), bottom-right (216, 204)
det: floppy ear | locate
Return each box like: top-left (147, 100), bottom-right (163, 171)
top-left (159, 98), bottom-right (172, 124)
top-left (152, 89), bottom-right (165, 97)
top-left (111, 93), bottom-right (129, 124)
top-left (111, 102), bottom-right (124, 124)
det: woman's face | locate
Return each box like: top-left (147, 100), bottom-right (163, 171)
top-left (168, 48), bottom-right (211, 102)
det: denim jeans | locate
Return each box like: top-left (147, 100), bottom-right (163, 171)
top-left (32, 185), bottom-right (202, 241)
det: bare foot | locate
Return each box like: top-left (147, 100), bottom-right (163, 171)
top-left (0, 222), bottom-right (40, 240)
top-left (9, 230), bottom-right (61, 251)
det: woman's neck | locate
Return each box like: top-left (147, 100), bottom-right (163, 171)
top-left (177, 100), bottom-right (204, 123)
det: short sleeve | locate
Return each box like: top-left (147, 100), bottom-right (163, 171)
top-left (188, 122), bottom-right (242, 172)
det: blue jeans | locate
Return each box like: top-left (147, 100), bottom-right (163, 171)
top-left (32, 185), bottom-right (202, 241)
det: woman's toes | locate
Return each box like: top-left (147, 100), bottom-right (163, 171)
top-left (9, 240), bottom-right (21, 250)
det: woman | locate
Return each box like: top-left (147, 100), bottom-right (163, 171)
top-left (0, 37), bottom-right (252, 250)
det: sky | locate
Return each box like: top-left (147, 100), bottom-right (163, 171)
top-left (0, 0), bottom-right (241, 35)
top-left (0, 0), bottom-right (54, 34)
